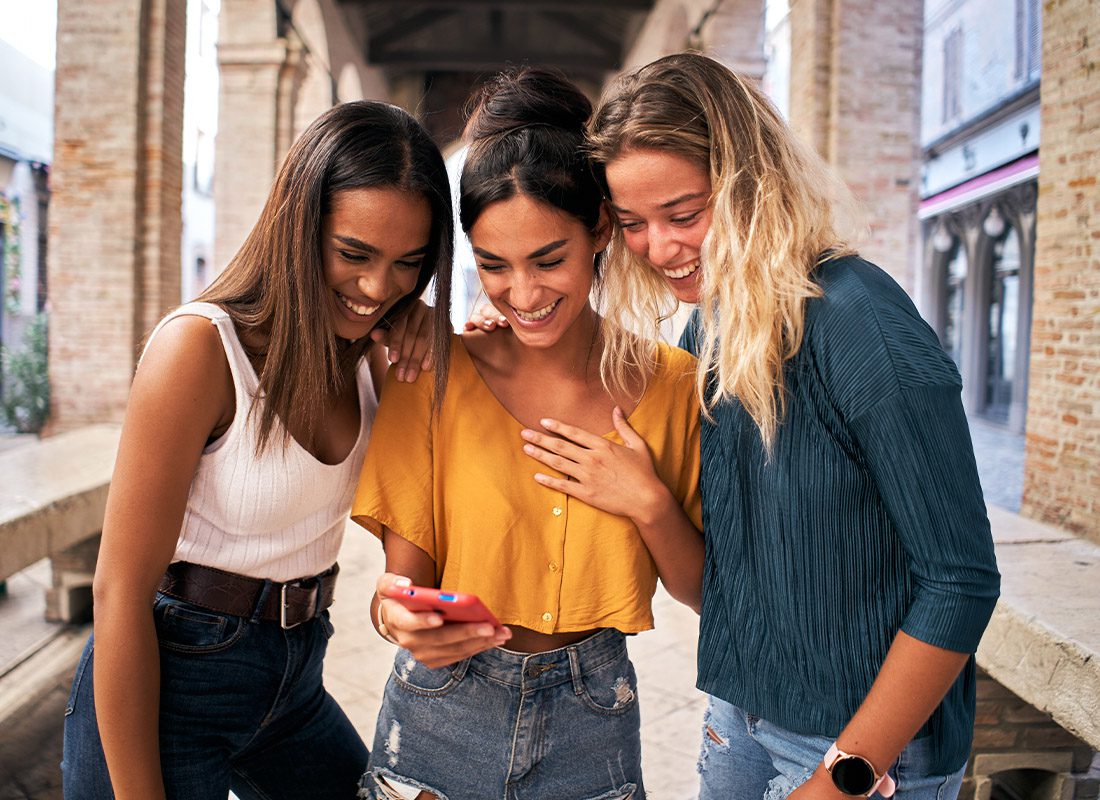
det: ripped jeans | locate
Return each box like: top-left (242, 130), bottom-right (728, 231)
top-left (697, 697), bottom-right (965, 800)
top-left (360, 628), bottom-right (642, 800)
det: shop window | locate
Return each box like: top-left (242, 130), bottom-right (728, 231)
top-left (943, 27), bottom-right (963, 124)
top-left (942, 240), bottom-right (968, 366)
top-left (1015, 0), bottom-right (1042, 81)
top-left (983, 220), bottom-right (1021, 422)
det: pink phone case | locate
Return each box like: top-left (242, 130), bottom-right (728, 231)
top-left (384, 585), bottom-right (501, 626)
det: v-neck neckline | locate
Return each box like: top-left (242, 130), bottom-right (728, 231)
top-left (453, 335), bottom-right (653, 440)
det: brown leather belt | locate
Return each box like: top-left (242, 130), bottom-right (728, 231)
top-left (157, 561), bottom-right (338, 629)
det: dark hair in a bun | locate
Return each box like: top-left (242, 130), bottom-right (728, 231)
top-left (460, 67), bottom-right (604, 235)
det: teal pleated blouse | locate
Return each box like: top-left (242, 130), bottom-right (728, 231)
top-left (680, 255), bottom-right (1001, 774)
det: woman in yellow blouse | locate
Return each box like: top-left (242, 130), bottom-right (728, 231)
top-left (351, 68), bottom-right (703, 800)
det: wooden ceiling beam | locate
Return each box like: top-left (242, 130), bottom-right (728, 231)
top-left (368, 9), bottom-right (458, 54)
top-left (373, 49), bottom-right (618, 73)
top-left (539, 11), bottom-right (621, 59)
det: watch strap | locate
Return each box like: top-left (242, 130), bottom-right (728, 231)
top-left (823, 742), bottom-right (897, 798)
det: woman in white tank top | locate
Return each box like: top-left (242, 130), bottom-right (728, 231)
top-left (61, 101), bottom-right (454, 800)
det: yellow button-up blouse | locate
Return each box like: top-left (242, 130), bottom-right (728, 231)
top-left (351, 335), bottom-right (702, 634)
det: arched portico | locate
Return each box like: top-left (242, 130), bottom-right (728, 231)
top-left (45, 0), bottom-right (1100, 541)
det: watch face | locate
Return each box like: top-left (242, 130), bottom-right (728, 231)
top-left (832, 755), bottom-right (876, 795)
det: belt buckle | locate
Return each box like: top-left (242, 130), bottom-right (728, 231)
top-left (280, 582), bottom-right (313, 629)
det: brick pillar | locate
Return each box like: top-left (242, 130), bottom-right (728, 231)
top-left (1021, 0), bottom-right (1100, 543)
top-left (48, 0), bottom-right (185, 429)
top-left (696, 0), bottom-right (767, 84)
top-left (214, 0), bottom-right (303, 274)
top-left (787, 0), bottom-right (923, 292)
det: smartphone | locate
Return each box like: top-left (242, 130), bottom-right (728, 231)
top-left (382, 584), bottom-right (501, 627)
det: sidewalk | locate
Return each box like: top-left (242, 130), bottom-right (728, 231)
top-left (326, 523), bottom-right (707, 800)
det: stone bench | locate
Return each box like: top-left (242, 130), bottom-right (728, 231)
top-left (972, 505), bottom-right (1100, 799)
top-left (0, 424), bottom-right (120, 622)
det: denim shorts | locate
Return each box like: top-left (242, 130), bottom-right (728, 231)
top-left (697, 696), bottom-right (966, 800)
top-left (359, 628), bottom-right (643, 800)
top-left (61, 593), bottom-right (368, 800)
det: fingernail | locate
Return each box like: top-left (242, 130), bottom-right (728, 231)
top-left (520, 429), bottom-right (535, 440)
top-left (396, 368), bottom-right (406, 382)
top-left (498, 315), bottom-right (507, 323)
top-left (426, 615), bottom-right (443, 627)
top-left (389, 350), bottom-right (399, 363)
top-left (477, 625), bottom-right (494, 637)
top-left (523, 444), bottom-right (536, 454)
top-left (533, 473), bottom-right (549, 483)
top-left (407, 368), bottom-right (419, 382)
top-left (394, 576), bottom-right (411, 587)
top-left (540, 418), bottom-right (554, 428)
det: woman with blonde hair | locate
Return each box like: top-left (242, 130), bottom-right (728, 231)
top-left (523, 53), bottom-right (1001, 800)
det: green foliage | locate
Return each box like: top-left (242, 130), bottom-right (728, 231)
top-left (1, 194), bottom-right (22, 315)
top-left (1, 314), bottom-right (50, 433)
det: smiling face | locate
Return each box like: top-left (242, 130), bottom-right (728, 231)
top-left (604, 148), bottom-right (713, 304)
top-left (321, 186), bottom-right (432, 342)
top-left (469, 194), bottom-right (609, 349)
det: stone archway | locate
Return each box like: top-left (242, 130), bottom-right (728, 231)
top-left (290, 0), bottom-right (335, 140)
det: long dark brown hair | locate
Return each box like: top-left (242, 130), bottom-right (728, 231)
top-left (199, 101), bottom-right (453, 452)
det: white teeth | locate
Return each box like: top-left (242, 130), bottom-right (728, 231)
top-left (338, 292), bottom-right (379, 317)
top-left (663, 262), bottom-right (700, 280)
top-left (512, 299), bottom-right (560, 322)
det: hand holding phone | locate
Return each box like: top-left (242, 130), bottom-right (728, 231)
top-left (382, 584), bottom-right (501, 627)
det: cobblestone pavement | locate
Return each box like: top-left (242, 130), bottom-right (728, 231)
top-left (967, 416), bottom-right (1026, 512)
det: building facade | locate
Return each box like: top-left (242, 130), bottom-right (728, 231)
top-left (0, 39), bottom-right (52, 431)
top-left (919, 0), bottom-right (1042, 435)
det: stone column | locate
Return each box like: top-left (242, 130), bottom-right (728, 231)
top-left (1021, 0), bottom-right (1100, 542)
top-left (788, 0), bottom-right (923, 292)
top-left (48, 0), bottom-right (185, 429)
top-left (213, 0), bottom-right (302, 274)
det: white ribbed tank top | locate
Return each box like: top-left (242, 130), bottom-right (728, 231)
top-left (144, 302), bottom-right (376, 581)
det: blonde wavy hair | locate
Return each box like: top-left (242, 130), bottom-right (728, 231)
top-left (590, 53), bottom-right (856, 450)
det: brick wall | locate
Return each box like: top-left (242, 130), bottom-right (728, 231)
top-left (48, 0), bottom-right (185, 429)
top-left (619, 0), bottom-right (765, 78)
top-left (788, 0), bottom-right (923, 293)
top-left (963, 669), bottom-right (1098, 800)
top-left (1021, 0), bottom-right (1100, 543)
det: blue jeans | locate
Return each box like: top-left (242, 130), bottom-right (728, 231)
top-left (61, 593), bottom-right (368, 800)
top-left (697, 697), bottom-right (965, 800)
top-left (360, 628), bottom-right (642, 800)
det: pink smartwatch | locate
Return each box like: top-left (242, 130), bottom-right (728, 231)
top-left (823, 742), bottom-right (896, 797)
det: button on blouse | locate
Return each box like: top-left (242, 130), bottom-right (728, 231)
top-left (352, 335), bottom-right (702, 634)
